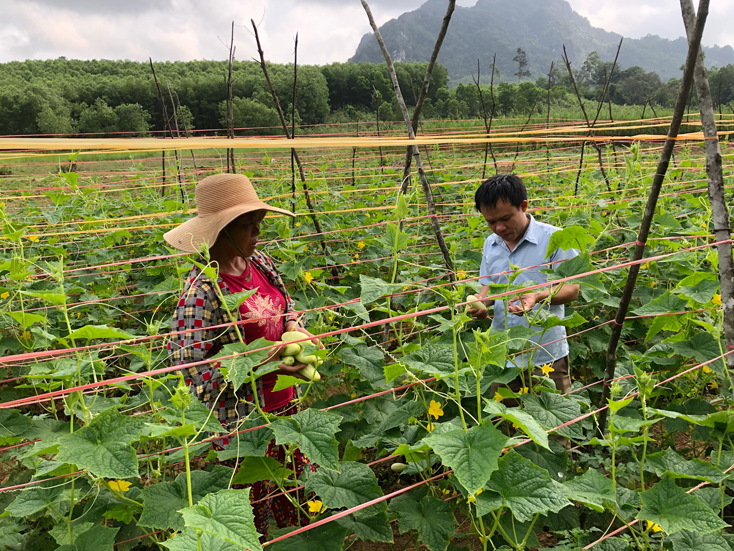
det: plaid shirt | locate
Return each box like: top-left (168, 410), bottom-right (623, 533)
top-left (167, 250), bottom-right (301, 432)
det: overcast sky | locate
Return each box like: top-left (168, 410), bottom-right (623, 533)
top-left (0, 0), bottom-right (732, 65)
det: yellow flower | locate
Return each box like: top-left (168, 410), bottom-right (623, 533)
top-left (468, 488), bottom-right (483, 504)
top-left (647, 521), bottom-right (663, 533)
top-left (702, 366), bottom-right (713, 374)
top-left (354, 254), bottom-right (359, 260)
top-left (517, 387), bottom-right (529, 395)
top-left (350, 391), bottom-right (357, 398)
top-left (540, 364), bottom-right (554, 377)
top-left (306, 500), bottom-right (326, 514)
top-left (296, 222), bottom-right (301, 227)
top-left (303, 244), bottom-right (308, 252)
top-left (23, 331), bottom-right (31, 340)
top-left (365, 213), bottom-right (370, 218)
top-left (428, 400), bottom-right (444, 420)
top-left (357, 241), bottom-right (365, 250)
top-left (713, 294), bottom-right (722, 306)
top-left (0, 292), bottom-right (8, 300)
top-left (442, 488), bottom-right (451, 495)
top-left (493, 392), bottom-right (503, 402)
top-left (304, 272), bottom-right (314, 284)
top-left (328, 315), bottom-right (334, 321)
top-left (108, 480), bottom-right (132, 493)
top-left (710, 380), bottom-right (719, 389)
top-left (27, 235), bottom-right (39, 242)
top-left (641, 262), bottom-right (650, 270)
top-left (402, 286), bottom-right (409, 291)
top-left (426, 423), bottom-right (435, 432)
top-left (650, 281), bottom-right (656, 288)
top-left (457, 271), bottom-right (467, 280)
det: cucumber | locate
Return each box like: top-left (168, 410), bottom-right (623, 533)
top-left (281, 355), bottom-right (295, 366)
top-left (465, 294), bottom-right (487, 311)
top-left (299, 364), bottom-right (321, 381)
top-left (391, 462), bottom-right (408, 473)
top-left (295, 350), bottom-right (318, 365)
top-left (281, 331), bottom-right (316, 346)
top-left (281, 343), bottom-right (301, 357)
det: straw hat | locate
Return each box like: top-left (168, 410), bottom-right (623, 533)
top-left (163, 173), bottom-right (294, 253)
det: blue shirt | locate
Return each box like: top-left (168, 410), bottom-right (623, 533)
top-left (479, 214), bottom-right (579, 367)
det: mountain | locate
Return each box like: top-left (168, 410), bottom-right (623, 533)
top-left (350, 0), bottom-right (734, 85)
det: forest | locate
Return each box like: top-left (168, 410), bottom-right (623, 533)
top-left (1, 55), bottom-right (733, 136)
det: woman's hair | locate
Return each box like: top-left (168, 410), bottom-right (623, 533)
top-left (474, 174), bottom-right (527, 211)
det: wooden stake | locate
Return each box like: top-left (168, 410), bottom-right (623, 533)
top-left (361, 0), bottom-right (455, 281)
top-left (681, 0), bottom-right (734, 386)
top-left (251, 20), bottom-right (339, 280)
top-left (226, 21), bottom-right (236, 174)
top-left (597, 0), bottom-right (710, 436)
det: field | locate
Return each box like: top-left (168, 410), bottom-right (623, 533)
top-left (0, 115), bottom-right (733, 551)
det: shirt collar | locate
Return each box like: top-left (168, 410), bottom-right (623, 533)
top-left (491, 214), bottom-right (539, 248)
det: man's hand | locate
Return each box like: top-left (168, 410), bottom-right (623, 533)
top-left (508, 292), bottom-right (541, 316)
top-left (276, 360), bottom-right (310, 380)
top-left (467, 307), bottom-right (490, 320)
top-left (284, 321), bottom-right (325, 349)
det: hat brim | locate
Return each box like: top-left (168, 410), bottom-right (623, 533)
top-left (163, 201), bottom-right (295, 254)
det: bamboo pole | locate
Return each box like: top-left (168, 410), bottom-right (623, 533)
top-left (251, 20), bottom-right (339, 281)
top-left (226, 21), bottom-right (236, 174)
top-left (597, 0), bottom-right (710, 436)
top-left (361, 0), bottom-right (455, 281)
top-left (400, 0), bottom-right (456, 192)
top-left (680, 0), bottom-right (734, 382)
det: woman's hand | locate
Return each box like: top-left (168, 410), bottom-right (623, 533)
top-left (284, 321), bottom-right (325, 349)
top-left (276, 360), bottom-right (310, 380)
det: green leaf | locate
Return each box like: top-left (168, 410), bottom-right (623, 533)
top-left (645, 448), bottom-right (728, 483)
top-left (340, 345), bottom-right (386, 389)
top-left (269, 523), bottom-right (350, 551)
top-left (535, 311), bottom-right (587, 330)
top-left (8, 311), bottom-right (46, 329)
top-left (139, 466), bottom-right (234, 531)
top-left (213, 339), bottom-right (272, 392)
top-left (546, 253), bottom-right (604, 290)
top-left (222, 288), bottom-right (259, 311)
top-left (56, 525), bottom-right (119, 551)
top-left (377, 224), bottom-right (411, 252)
top-left (401, 344), bottom-right (458, 380)
top-left (231, 456), bottom-right (294, 485)
top-left (515, 439), bottom-right (568, 482)
top-left (379, 400), bottom-right (424, 432)
top-left (157, 397), bottom-right (224, 435)
top-left (632, 291), bottom-right (687, 316)
top-left (424, 421), bottom-right (508, 495)
top-left (19, 290), bottom-right (66, 305)
top-left (271, 409), bottom-right (342, 471)
top-left (561, 468), bottom-right (615, 512)
top-left (488, 406), bottom-right (549, 450)
top-left (359, 275), bottom-right (402, 305)
top-left (5, 482), bottom-right (66, 517)
top-left (391, 495), bottom-right (456, 551)
top-left (675, 273), bottom-right (719, 304)
top-left (273, 375), bottom-right (306, 392)
top-left (305, 461), bottom-right (384, 512)
top-left (160, 529), bottom-right (242, 551)
top-left (0, 410), bottom-right (31, 440)
top-left (66, 324), bottom-right (134, 341)
top-left (636, 478), bottom-right (728, 535)
top-left (670, 332), bottom-right (723, 365)
top-left (384, 362), bottom-right (405, 384)
top-left (215, 417), bottom-right (272, 460)
top-left (645, 314), bottom-right (684, 341)
top-left (546, 225), bottom-right (594, 255)
top-left (49, 521), bottom-right (94, 545)
top-left (523, 392), bottom-right (583, 440)
top-left (476, 451), bottom-right (571, 521)
top-left (178, 489), bottom-right (262, 550)
top-left (56, 408), bottom-right (144, 479)
top-left (670, 530), bottom-right (730, 551)
top-left (336, 509), bottom-right (394, 543)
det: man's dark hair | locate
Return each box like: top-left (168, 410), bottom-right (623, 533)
top-left (474, 174), bottom-right (527, 211)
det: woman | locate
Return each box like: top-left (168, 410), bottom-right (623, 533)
top-left (164, 173), bottom-right (321, 535)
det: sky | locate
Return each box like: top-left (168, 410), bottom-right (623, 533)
top-left (0, 0), bottom-right (732, 65)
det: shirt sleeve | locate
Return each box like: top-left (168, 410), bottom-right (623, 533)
top-left (167, 279), bottom-right (228, 404)
top-left (478, 238), bottom-right (493, 286)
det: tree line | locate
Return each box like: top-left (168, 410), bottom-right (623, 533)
top-left (1, 56), bottom-right (732, 136)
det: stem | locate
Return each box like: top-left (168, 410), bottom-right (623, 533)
top-left (451, 307), bottom-right (467, 431)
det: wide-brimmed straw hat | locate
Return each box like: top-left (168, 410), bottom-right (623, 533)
top-left (163, 173), bottom-right (294, 253)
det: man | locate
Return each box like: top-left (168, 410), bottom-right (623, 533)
top-left (468, 174), bottom-right (579, 394)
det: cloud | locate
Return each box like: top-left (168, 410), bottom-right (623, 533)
top-left (566, 0), bottom-right (734, 50)
top-left (0, 0), bottom-right (730, 65)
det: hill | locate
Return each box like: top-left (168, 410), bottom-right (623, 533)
top-left (350, 0), bottom-right (734, 85)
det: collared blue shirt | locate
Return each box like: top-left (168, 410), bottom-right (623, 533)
top-left (479, 214), bottom-right (579, 367)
